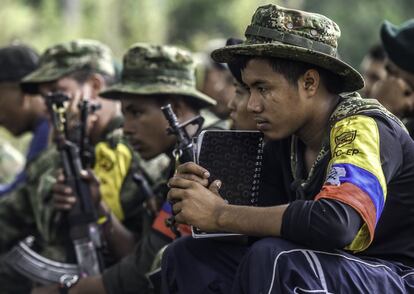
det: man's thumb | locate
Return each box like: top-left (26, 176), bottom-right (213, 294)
top-left (208, 180), bottom-right (222, 195)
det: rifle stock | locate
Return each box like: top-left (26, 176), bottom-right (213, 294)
top-left (6, 236), bottom-right (79, 285)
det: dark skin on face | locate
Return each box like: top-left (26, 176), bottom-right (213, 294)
top-left (38, 74), bottom-right (117, 145)
top-left (0, 82), bottom-right (47, 136)
top-left (372, 58), bottom-right (414, 118)
top-left (167, 58), bottom-right (340, 239)
top-left (360, 56), bottom-right (387, 98)
top-left (203, 67), bottom-right (235, 119)
top-left (121, 96), bottom-right (176, 160)
top-left (227, 79), bottom-right (257, 131)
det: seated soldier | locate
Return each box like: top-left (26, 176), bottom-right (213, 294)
top-left (0, 40), bottom-right (141, 293)
top-left (32, 43), bottom-right (216, 294)
top-left (0, 44), bottom-right (49, 195)
top-left (372, 19), bottom-right (414, 138)
top-left (162, 5), bottom-right (414, 293)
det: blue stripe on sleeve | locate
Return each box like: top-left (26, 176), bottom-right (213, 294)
top-left (328, 163), bottom-right (385, 223)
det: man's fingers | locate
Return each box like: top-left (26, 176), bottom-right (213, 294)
top-left (168, 177), bottom-right (196, 189)
top-left (176, 162), bottom-right (210, 179)
top-left (208, 180), bottom-right (222, 195)
top-left (174, 173), bottom-right (209, 186)
top-left (172, 201), bottom-right (183, 215)
top-left (174, 212), bottom-right (188, 225)
top-left (53, 195), bottom-right (77, 210)
top-left (56, 169), bottom-right (65, 182)
top-left (167, 188), bottom-right (185, 202)
top-left (52, 183), bottom-right (72, 195)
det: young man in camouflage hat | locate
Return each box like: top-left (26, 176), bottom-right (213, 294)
top-left (0, 44), bottom-right (49, 195)
top-left (163, 4), bottom-right (414, 293)
top-left (33, 43), bottom-right (216, 294)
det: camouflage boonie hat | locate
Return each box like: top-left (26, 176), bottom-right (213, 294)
top-left (21, 39), bottom-right (115, 92)
top-left (212, 4), bottom-right (364, 93)
top-left (100, 43), bottom-right (216, 107)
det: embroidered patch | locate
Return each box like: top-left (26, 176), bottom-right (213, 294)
top-left (326, 166), bottom-right (346, 186)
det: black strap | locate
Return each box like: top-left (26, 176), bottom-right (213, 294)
top-left (245, 24), bottom-right (337, 56)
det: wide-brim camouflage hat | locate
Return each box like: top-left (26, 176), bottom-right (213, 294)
top-left (100, 43), bottom-right (216, 108)
top-left (21, 39), bottom-right (115, 93)
top-left (212, 4), bottom-right (364, 93)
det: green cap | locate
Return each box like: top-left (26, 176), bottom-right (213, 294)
top-left (100, 43), bottom-right (216, 107)
top-left (212, 4), bottom-right (364, 93)
top-left (21, 39), bottom-right (115, 91)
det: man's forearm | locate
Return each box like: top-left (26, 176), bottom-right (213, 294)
top-left (215, 204), bottom-right (289, 236)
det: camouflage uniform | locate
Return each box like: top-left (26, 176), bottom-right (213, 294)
top-left (0, 140), bottom-right (24, 184)
top-left (99, 44), bottom-right (216, 294)
top-left (0, 40), bottom-right (144, 293)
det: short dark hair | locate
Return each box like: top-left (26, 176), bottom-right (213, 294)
top-left (367, 44), bottom-right (386, 61)
top-left (235, 55), bottom-right (343, 94)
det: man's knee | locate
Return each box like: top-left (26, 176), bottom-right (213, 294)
top-left (248, 237), bottom-right (298, 259)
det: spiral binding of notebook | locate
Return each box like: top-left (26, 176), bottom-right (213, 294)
top-left (192, 130), bottom-right (265, 238)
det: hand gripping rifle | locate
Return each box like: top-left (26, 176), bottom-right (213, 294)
top-left (6, 93), bottom-right (103, 286)
top-left (161, 104), bottom-right (204, 164)
top-left (161, 104), bottom-right (204, 236)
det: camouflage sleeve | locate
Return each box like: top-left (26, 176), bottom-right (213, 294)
top-left (0, 147), bottom-right (60, 253)
top-left (0, 185), bottom-right (35, 253)
top-left (0, 141), bottom-right (24, 184)
top-left (25, 147), bottom-right (62, 244)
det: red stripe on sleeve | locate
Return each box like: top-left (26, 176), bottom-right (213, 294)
top-left (315, 182), bottom-right (376, 244)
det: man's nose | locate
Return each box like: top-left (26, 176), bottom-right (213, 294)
top-left (247, 92), bottom-right (262, 113)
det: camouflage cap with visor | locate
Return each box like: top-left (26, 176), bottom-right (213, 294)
top-left (212, 4), bottom-right (364, 93)
top-left (21, 39), bottom-right (115, 93)
top-left (100, 43), bottom-right (216, 107)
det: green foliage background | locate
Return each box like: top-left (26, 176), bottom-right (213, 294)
top-left (0, 0), bottom-right (413, 152)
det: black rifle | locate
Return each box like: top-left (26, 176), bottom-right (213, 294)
top-left (45, 92), bottom-right (103, 277)
top-left (161, 104), bottom-right (204, 163)
top-left (161, 104), bottom-right (204, 236)
top-left (6, 93), bottom-right (104, 285)
top-left (79, 100), bottom-right (101, 168)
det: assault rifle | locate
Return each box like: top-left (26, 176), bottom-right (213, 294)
top-left (161, 104), bottom-right (204, 163)
top-left (161, 104), bottom-right (204, 234)
top-left (145, 104), bottom-right (204, 291)
top-left (7, 93), bottom-right (103, 285)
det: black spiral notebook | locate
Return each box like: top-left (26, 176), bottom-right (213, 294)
top-left (191, 130), bottom-right (265, 238)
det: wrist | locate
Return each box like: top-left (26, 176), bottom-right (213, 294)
top-left (214, 202), bottom-right (229, 231)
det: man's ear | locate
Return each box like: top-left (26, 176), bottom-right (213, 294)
top-left (86, 73), bottom-right (106, 100)
top-left (169, 98), bottom-right (192, 122)
top-left (299, 69), bottom-right (320, 97)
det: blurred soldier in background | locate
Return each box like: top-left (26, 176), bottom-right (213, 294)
top-left (196, 39), bottom-right (233, 130)
top-left (359, 44), bottom-right (387, 98)
top-left (225, 38), bottom-right (256, 131)
top-left (372, 19), bottom-right (414, 137)
top-left (0, 44), bottom-right (50, 195)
